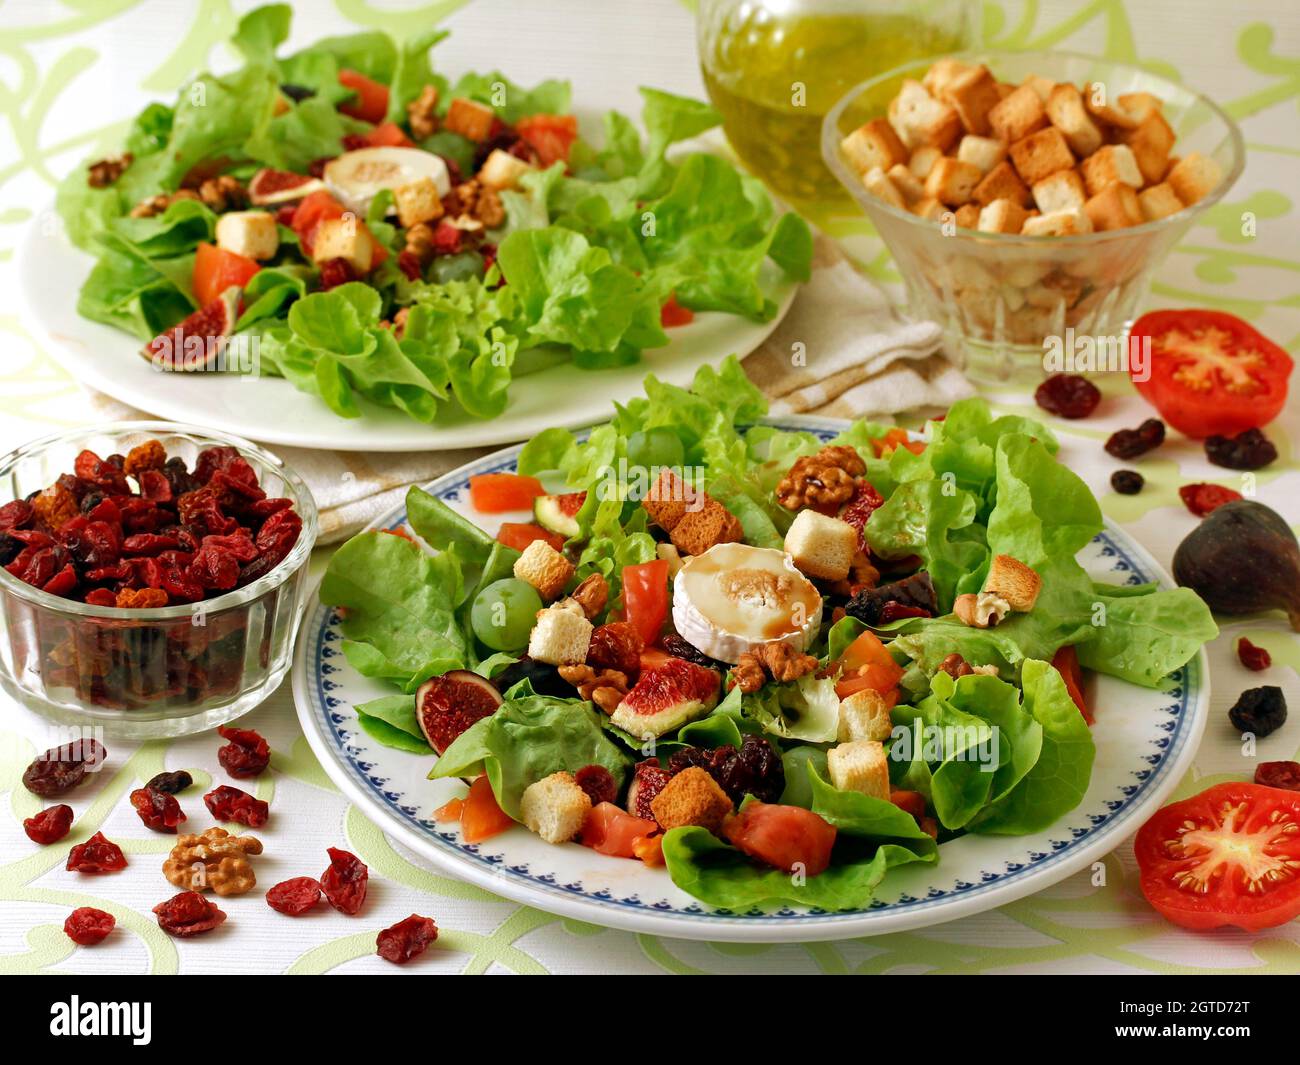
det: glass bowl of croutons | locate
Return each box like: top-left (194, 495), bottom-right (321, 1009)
top-left (822, 50), bottom-right (1244, 382)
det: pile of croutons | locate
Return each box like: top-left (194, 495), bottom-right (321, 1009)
top-left (841, 58), bottom-right (1222, 235)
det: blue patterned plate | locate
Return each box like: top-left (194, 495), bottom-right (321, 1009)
top-left (291, 417), bottom-right (1209, 942)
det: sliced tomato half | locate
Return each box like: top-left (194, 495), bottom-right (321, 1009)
top-left (193, 242), bottom-right (259, 306)
top-left (1129, 309), bottom-right (1293, 438)
top-left (469, 472), bottom-right (545, 512)
top-left (1051, 645), bottom-right (1092, 724)
top-left (337, 69), bottom-right (390, 124)
top-left (622, 559), bottom-right (670, 647)
top-left (1134, 782), bottom-right (1300, 931)
top-left (515, 113), bottom-right (578, 167)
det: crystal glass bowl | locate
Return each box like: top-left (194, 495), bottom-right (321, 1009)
top-left (822, 49), bottom-right (1244, 382)
top-left (0, 423), bottom-right (317, 738)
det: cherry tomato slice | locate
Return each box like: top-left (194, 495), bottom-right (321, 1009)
top-left (361, 121), bottom-right (415, 148)
top-left (468, 473), bottom-right (545, 513)
top-left (495, 522), bottom-right (565, 552)
top-left (337, 69), bottom-right (390, 124)
top-left (1051, 645), bottom-right (1092, 724)
top-left (622, 559), bottom-right (670, 647)
top-left (192, 242), bottom-right (259, 306)
top-left (660, 292), bottom-right (695, 328)
top-left (1129, 309), bottom-right (1293, 438)
top-left (515, 113), bottom-right (578, 167)
top-left (1134, 782), bottom-right (1300, 931)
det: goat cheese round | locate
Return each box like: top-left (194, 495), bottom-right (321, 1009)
top-left (323, 147), bottom-right (450, 214)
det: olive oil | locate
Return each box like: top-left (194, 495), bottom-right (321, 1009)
top-left (698, 3), bottom-right (976, 204)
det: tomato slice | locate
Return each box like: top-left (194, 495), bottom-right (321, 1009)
top-left (337, 68), bottom-right (390, 124)
top-left (469, 473), bottom-right (545, 513)
top-left (360, 121), bottom-right (415, 148)
top-left (830, 631), bottom-right (904, 698)
top-left (723, 801), bottom-right (837, 876)
top-left (1129, 309), bottom-right (1293, 438)
top-left (870, 427), bottom-right (925, 457)
top-left (459, 775), bottom-right (514, 844)
top-left (1051, 645), bottom-right (1092, 724)
top-left (192, 242), bottom-right (259, 306)
top-left (622, 559), bottom-right (670, 647)
top-left (659, 292), bottom-right (694, 328)
top-left (515, 113), bottom-right (578, 167)
top-left (579, 802), bottom-right (657, 858)
top-left (1135, 782), bottom-right (1300, 931)
top-left (496, 522), bottom-right (565, 552)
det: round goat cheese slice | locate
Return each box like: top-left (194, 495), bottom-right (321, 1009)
top-left (323, 147), bottom-right (451, 214)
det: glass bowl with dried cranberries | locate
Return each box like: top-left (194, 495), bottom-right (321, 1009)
top-left (0, 423), bottom-right (317, 737)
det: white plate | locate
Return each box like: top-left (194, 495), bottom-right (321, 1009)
top-left (17, 210), bottom-right (796, 452)
top-left (291, 418), bottom-right (1210, 942)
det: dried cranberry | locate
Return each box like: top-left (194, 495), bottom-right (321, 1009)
top-left (308, 156), bottom-right (332, 179)
top-left (318, 257), bottom-right (356, 291)
top-left (42, 564), bottom-right (79, 597)
top-left (1205, 428), bottom-right (1277, 471)
top-left (376, 914), bottom-right (438, 964)
top-left (190, 545), bottom-right (241, 591)
top-left (204, 784), bottom-right (269, 827)
top-left (1110, 469), bottom-right (1144, 495)
top-left (202, 530), bottom-right (259, 562)
top-left (1105, 418), bottom-right (1165, 460)
top-left (23, 804), bottom-right (74, 844)
top-left (266, 876), bottom-right (322, 916)
top-left (1228, 685), bottom-right (1287, 738)
top-left (73, 450), bottom-right (129, 493)
top-left (320, 847), bottom-right (369, 915)
top-left (879, 601), bottom-right (930, 623)
top-left (574, 765), bottom-right (617, 806)
top-left (153, 891), bottom-right (226, 937)
top-left (1179, 483), bottom-right (1242, 517)
top-left (430, 221), bottom-right (463, 256)
top-left (247, 497), bottom-right (294, 522)
top-left (0, 534), bottom-right (21, 566)
top-left (121, 532), bottom-right (178, 556)
top-left (217, 725), bottom-right (271, 778)
top-left (659, 633), bottom-right (718, 669)
top-left (66, 831), bottom-right (127, 873)
top-left (84, 588), bottom-right (117, 607)
top-left (163, 456), bottom-right (196, 497)
top-left (138, 469), bottom-right (173, 503)
top-left (256, 508), bottom-right (302, 557)
top-left (397, 249), bottom-right (423, 281)
top-left (64, 907), bottom-right (115, 945)
top-left (839, 480), bottom-right (885, 550)
top-left (129, 786), bottom-right (187, 832)
top-left (146, 770), bottom-right (193, 794)
top-left (666, 734), bottom-right (784, 806)
top-left (437, 154), bottom-right (463, 185)
top-left (22, 738), bottom-right (106, 797)
top-left (1237, 637), bottom-right (1272, 672)
top-left (1255, 761), bottom-right (1300, 791)
top-left (341, 132), bottom-right (370, 151)
top-left (0, 499), bottom-right (34, 531)
top-left (1034, 374), bottom-right (1100, 419)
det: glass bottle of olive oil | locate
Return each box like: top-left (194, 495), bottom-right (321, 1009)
top-left (698, 0), bottom-right (979, 205)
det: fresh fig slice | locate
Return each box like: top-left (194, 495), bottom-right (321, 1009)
top-left (417, 670), bottom-right (503, 754)
top-left (248, 167), bottom-right (326, 205)
top-left (533, 492), bottom-right (585, 538)
top-left (608, 658), bottom-right (720, 739)
top-left (141, 288), bottom-right (239, 371)
top-left (625, 759), bottom-right (671, 821)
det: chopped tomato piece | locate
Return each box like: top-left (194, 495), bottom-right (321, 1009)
top-left (469, 473), bottom-right (546, 513)
top-left (192, 242), bottom-right (259, 307)
top-left (660, 292), bottom-right (694, 328)
top-left (496, 522), bottom-right (565, 552)
top-left (381, 527), bottom-right (414, 541)
top-left (632, 833), bottom-right (665, 866)
top-left (830, 631), bottom-right (904, 698)
top-left (1135, 782), bottom-right (1300, 931)
top-left (579, 802), bottom-right (657, 858)
top-left (723, 801), bottom-right (837, 876)
top-left (871, 427), bottom-right (925, 457)
top-left (361, 121), bottom-right (415, 148)
top-left (1051, 645), bottom-right (1092, 724)
top-left (1129, 310), bottom-right (1293, 438)
top-left (515, 113), bottom-right (578, 167)
top-left (889, 789), bottom-right (927, 821)
top-left (433, 797), bottom-right (464, 822)
top-left (337, 68), bottom-right (390, 124)
top-left (622, 559), bottom-right (670, 647)
top-left (459, 776), bottom-right (514, 843)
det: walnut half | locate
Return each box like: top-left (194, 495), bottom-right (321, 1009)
top-left (162, 827), bottom-right (262, 897)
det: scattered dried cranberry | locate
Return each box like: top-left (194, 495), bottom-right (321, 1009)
top-left (266, 876), bottom-right (323, 916)
top-left (430, 220), bottom-right (463, 256)
top-left (1110, 469), bottom-right (1144, 495)
top-left (397, 249), bottom-right (423, 281)
top-left (129, 786), bottom-right (187, 832)
top-left (574, 765), bottom-right (617, 806)
top-left (1205, 428), bottom-right (1277, 471)
top-left (838, 480), bottom-right (885, 551)
top-left (64, 907), bottom-right (115, 945)
top-left (665, 734), bottom-right (784, 805)
top-left (23, 804), bottom-right (74, 844)
top-left (1034, 374), bottom-right (1100, 419)
top-left (22, 738), bottom-right (106, 797)
top-left (1179, 482), bottom-right (1242, 517)
top-left (66, 831), bottom-right (127, 874)
top-left (1105, 418), bottom-right (1165, 460)
top-left (376, 914), bottom-right (438, 964)
top-left (320, 847), bottom-right (368, 915)
top-left (204, 784), bottom-right (269, 827)
top-left (216, 725), bottom-right (271, 778)
top-left (153, 891), bottom-right (226, 937)
top-left (1228, 685), bottom-right (1287, 738)
top-left (1237, 637), bottom-right (1272, 672)
top-left (659, 633), bottom-right (718, 669)
top-left (318, 257), bottom-right (356, 291)
top-left (878, 601), bottom-right (930, 623)
top-left (145, 770), bottom-right (193, 794)
top-left (1255, 761), bottom-right (1300, 791)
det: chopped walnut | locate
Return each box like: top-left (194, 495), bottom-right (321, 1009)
top-left (162, 827), bottom-right (262, 897)
top-left (447, 181), bottom-right (478, 216)
top-left (731, 641), bottom-right (818, 693)
top-left (129, 189), bottom-right (200, 218)
top-left (938, 653), bottom-right (997, 679)
top-left (571, 573), bottom-right (609, 620)
top-left (730, 653), bottom-right (767, 694)
top-left (87, 153), bottom-right (133, 188)
top-left (776, 448), bottom-right (863, 511)
top-left (473, 186), bottom-right (505, 228)
top-left (407, 84), bottom-right (440, 140)
top-left (197, 175), bottom-right (248, 213)
top-left (558, 664), bottom-right (628, 714)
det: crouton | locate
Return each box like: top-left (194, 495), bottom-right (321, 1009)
top-left (888, 79), bottom-right (962, 151)
top-left (1021, 73), bottom-right (1057, 103)
top-left (784, 510), bottom-right (857, 581)
top-left (392, 176), bottom-right (445, 228)
top-left (840, 118), bottom-right (909, 174)
top-left (922, 57), bottom-right (973, 98)
top-left (953, 203), bottom-right (981, 230)
top-left (527, 600), bottom-right (592, 665)
top-left (520, 772), bottom-right (592, 843)
top-left (838, 689), bottom-right (895, 743)
top-left (1083, 83), bottom-right (1139, 130)
top-left (309, 216), bottom-right (374, 273)
top-left (1118, 91), bottom-right (1163, 124)
top-left (1166, 151), bottom-right (1222, 205)
top-left (984, 554), bottom-right (1042, 612)
top-left (972, 160), bottom-right (1031, 207)
top-left (215, 210), bottom-right (278, 261)
top-left (477, 148), bottom-right (533, 190)
top-left (1121, 112), bottom-right (1175, 184)
top-left (1137, 181), bottom-right (1185, 222)
top-left (1045, 83), bottom-right (1103, 158)
top-left (957, 134), bottom-right (1006, 175)
top-left (444, 97), bottom-right (496, 142)
top-left (1021, 208), bottom-right (1093, 236)
top-left (670, 499), bottom-right (741, 557)
top-left (941, 64), bottom-right (1002, 136)
top-left (513, 539), bottom-right (574, 601)
top-left (1009, 126), bottom-right (1075, 186)
top-left (863, 166), bottom-right (906, 210)
top-left (977, 198), bottom-right (1032, 234)
top-left (650, 767), bottom-right (733, 832)
top-left (988, 84), bottom-right (1047, 144)
top-left (642, 468), bottom-right (696, 532)
top-left (924, 156), bottom-right (982, 206)
top-left (827, 740), bottom-right (890, 800)
top-left (908, 146), bottom-right (943, 180)
top-left (1031, 168), bottom-right (1086, 214)
top-left (1080, 144), bottom-right (1143, 196)
top-left (1083, 181), bottom-right (1142, 231)
top-left (911, 196), bottom-right (947, 221)
top-left (887, 163), bottom-right (926, 204)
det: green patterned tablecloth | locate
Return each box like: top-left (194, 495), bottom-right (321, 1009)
top-left (1, 0), bottom-right (1298, 974)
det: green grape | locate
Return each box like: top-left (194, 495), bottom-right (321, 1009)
top-left (470, 578), bottom-right (543, 651)
top-left (431, 250), bottom-right (484, 284)
top-left (626, 427), bottom-right (685, 471)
